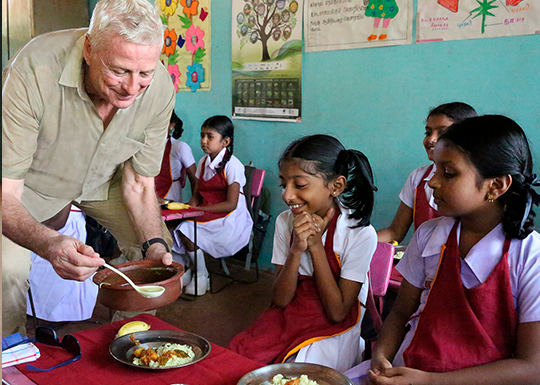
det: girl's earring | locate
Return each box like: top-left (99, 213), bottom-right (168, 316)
top-left (488, 194), bottom-right (495, 203)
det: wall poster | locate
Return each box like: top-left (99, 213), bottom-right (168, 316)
top-left (157, 0), bottom-right (211, 92)
top-left (417, 0), bottom-right (540, 42)
top-left (232, 0), bottom-right (303, 122)
top-left (304, 0), bottom-right (414, 52)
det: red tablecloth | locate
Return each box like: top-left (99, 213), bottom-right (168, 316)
top-left (17, 314), bottom-right (263, 385)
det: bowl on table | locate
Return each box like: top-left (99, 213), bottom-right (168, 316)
top-left (93, 260), bottom-right (184, 312)
top-left (238, 362), bottom-right (354, 385)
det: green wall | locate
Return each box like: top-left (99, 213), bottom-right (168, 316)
top-left (90, 1), bottom-right (540, 270)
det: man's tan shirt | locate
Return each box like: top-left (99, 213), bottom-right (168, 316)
top-left (2, 28), bottom-right (176, 221)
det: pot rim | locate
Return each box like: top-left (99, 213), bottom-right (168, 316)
top-left (93, 260), bottom-right (184, 291)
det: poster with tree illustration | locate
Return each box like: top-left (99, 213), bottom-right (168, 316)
top-left (232, 0), bottom-right (303, 122)
top-left (417, 0), bottom-right (540, 42)
top-left (157, 0), bottom-right (211, 92)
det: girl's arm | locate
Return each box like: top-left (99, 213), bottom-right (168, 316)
top-left (312, 244), bottom-right (362, 324)
top-left (369, 321), bottom-right (540, 385)
top-left (186, 164), bottom-right (197, 195)
top-left (377, 202), bottom-right (414, 243)
top-left (307, 207), bottom-right (362, 323)
top-left (370, 279), bottom-right (423, 375)
top-left (192, 182), bottom-right (241, 212)
top-left (272, 212), bottom-right (315, 308)
top-left (187, 179), bottom-right (201, 206)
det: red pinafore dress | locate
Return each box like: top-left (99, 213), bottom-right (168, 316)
top-left (195, 156), bottom-right (232, 223)
top-left (155, 138), bottom-right (173, 199)
top-left (228, 209), bottom-right (361, 364)
top-left (403, 220), bottom-right (518, 372)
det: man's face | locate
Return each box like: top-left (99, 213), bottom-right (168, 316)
top-left (83, 33), bottom-right (161, 109)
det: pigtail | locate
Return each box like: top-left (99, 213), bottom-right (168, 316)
top-left (502, 174), bottom-right (540, 239)
top-left (216, 139), bottom-right (234, 174)
top-left (170, 111), bottom-right (184, 139)
top-left (336, 149), bottom-right (378, 228)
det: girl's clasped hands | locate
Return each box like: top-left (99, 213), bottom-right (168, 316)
top-left (291, 207), bottom-right (335, 254)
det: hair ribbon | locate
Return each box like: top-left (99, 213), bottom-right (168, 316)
top-left (520, 174), bottom-right (540, 229)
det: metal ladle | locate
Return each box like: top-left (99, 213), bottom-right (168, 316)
top-left (104, 263), bottom-right (165, 298)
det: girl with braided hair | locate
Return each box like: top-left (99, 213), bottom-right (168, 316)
top-left (366, 115), bottom-right (540, 385)
top-left (229, 134), bottom-right (378, 372)
top-left (173, 115), bottom-right (253, 295)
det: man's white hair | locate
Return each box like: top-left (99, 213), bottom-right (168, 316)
top-left (88, 0), bottom-right (163, 50)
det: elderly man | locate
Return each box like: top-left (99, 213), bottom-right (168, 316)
top-left (2, 0), bottom-right (175, 337)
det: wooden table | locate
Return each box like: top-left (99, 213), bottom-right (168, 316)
top-left (10, 314), bottom-right (263, 385)
top-left (161, 208), bottom-right (205, 296)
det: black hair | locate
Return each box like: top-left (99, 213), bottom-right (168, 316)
top-left (279, 134), bottom-right (377, 228)
top-left (439, 115), bottom-right (539, 239)
top-left (201, 115), bottom-right (234, 173)
top-left (170, 110), bottom-right (184, 139)
top-left (427, 102), bottom-right (477, 123)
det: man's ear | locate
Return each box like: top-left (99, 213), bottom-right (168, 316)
top-left (490, 175), bottom-right (512, 200)
top-left (83, 34), bottom-right (92, 63)
top-left (331, 175), bottom-right (347, 197)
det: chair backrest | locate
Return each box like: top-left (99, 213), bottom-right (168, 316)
top-left (250, 168), bottom-right (265, 201)
top-left (369, 242), bottom-right (395, 297)
top-left (243, 165), bottom-right (266, 219)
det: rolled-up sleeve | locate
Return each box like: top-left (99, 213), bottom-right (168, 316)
top-left (2, 64), bottom-right (43, 179)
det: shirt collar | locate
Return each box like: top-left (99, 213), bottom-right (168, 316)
top-left (422, 218), bottom-right (506, 283)
top-left (207, 148), bottom-right (228, 170)
top-left (463, 223), bottom-right (506, 283)
top-left (59, 33), bottom-right (89, 101)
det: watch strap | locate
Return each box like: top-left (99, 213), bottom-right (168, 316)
top-left (141, 238), bottom-right (170, 259)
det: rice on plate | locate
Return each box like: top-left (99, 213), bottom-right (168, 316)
top-left (272, 374), bottom-right (319, 385)
top-left (132, 342), bottom-right (195, 367)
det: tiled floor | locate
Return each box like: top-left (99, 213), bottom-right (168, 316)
top-left (26, 260), bottom-right (274, 348)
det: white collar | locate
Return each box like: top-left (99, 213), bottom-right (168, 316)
top-left (422, 218), bottom-right (506, 283)
top-left (207, 148), bottom-right (228, 170)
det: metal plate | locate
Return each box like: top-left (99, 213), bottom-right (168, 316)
top-left (237, 363), bottom-right (354, 385)
top-left (109, 330), bottom-right (211, 370)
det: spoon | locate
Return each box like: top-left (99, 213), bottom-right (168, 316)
top-left (103, 263), bottom-right (165, 298)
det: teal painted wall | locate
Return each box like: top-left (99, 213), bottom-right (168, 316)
top-left (90, 1), bottom-right (540, 270)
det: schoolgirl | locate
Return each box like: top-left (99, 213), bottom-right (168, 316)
top-left (377, 102), bottom-right (477, 243)
top-left (172, 115), bottom-right (253, 295)
top-left (229, 134), bottom-right (378, 372)
top-left (155, 110), bottom-right (196, 203)
top-left (368, 115), bottom-right (540, 384)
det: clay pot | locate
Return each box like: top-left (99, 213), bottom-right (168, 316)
top-left (93, 260), bottom-right (184, 312)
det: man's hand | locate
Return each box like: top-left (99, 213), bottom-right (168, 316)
top-left (43, 234), bottom-right (105, 281)
top-left (144, 242), bottom-right (172, 265)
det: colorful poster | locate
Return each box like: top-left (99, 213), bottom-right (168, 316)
top-left (157, 0), bottom-right (211, 92)
top-left (304, 0), bottom-right (413, 52)
top-left (417, 0), bottom-right (540, 42)
top-left (232, 0), bottom-right (303, 122)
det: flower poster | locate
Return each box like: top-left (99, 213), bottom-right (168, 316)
top-left (304, 0), bottom-right (413, 52)
top-left (157, 0), bottom-right (211, 92)
top-left (232, 0), bottom-right (303, 122)
top-left (417, 0), bottom-right (540, 42)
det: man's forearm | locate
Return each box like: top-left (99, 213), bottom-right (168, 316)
top-left (121, 167), bottom-right (164, 245)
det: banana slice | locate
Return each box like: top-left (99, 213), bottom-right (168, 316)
top-left (116, 321), bottom-right (151, 338)
top-left (167, 202), bottom-right (190, 210)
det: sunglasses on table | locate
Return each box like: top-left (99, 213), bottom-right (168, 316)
top-left (4, 326), bottom-right (81, 372)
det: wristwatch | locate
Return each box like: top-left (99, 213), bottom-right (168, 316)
top-left (141, 238), bottom-right (170, 259)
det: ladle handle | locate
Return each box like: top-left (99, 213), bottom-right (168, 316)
top-left (103, 263), bottom-right (139, 290)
